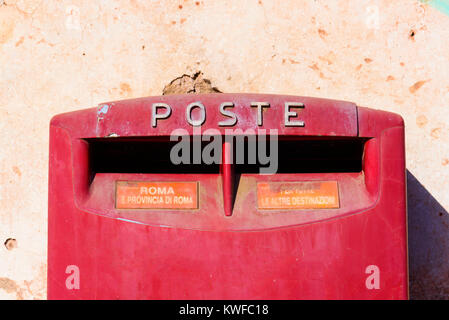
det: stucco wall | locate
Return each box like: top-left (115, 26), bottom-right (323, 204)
top-left (0, 0), bottom-right (448, 299)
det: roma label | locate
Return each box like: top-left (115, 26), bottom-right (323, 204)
top-left (116, 181), bottom-right (198, 209)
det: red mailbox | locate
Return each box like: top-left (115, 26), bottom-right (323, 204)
top-left (48, 94), bottom-right (407, 299)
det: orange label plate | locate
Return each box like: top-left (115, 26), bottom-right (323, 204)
top-left (116, 181), bottom-right (198, 209)
top-left (257, 181), bottom-right (339, 209)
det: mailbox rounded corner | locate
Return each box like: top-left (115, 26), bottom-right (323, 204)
top-left (357, 106), bottom-right (405, 137)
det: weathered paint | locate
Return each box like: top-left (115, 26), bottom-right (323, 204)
top-left (97, 104), bottom-right (110, 117)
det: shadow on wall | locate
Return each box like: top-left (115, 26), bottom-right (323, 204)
top-left (407, 170), bottom-right (449, 300)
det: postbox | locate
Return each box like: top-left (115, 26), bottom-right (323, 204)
top-left (48, 93), bottom-right (407, 299)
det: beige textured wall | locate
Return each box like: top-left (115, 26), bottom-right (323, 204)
top-left (0, 0), bottom-right (448, 299)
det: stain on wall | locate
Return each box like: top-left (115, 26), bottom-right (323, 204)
top-left (163, 71), bottom-right (221, 95)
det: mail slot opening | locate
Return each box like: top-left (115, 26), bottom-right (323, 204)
top-left (86, 137), bottom-right (220, 174)
top-left (233, 136), bottom-right (368, 174)
top-left (86, 136), bottom-right (368, 175)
